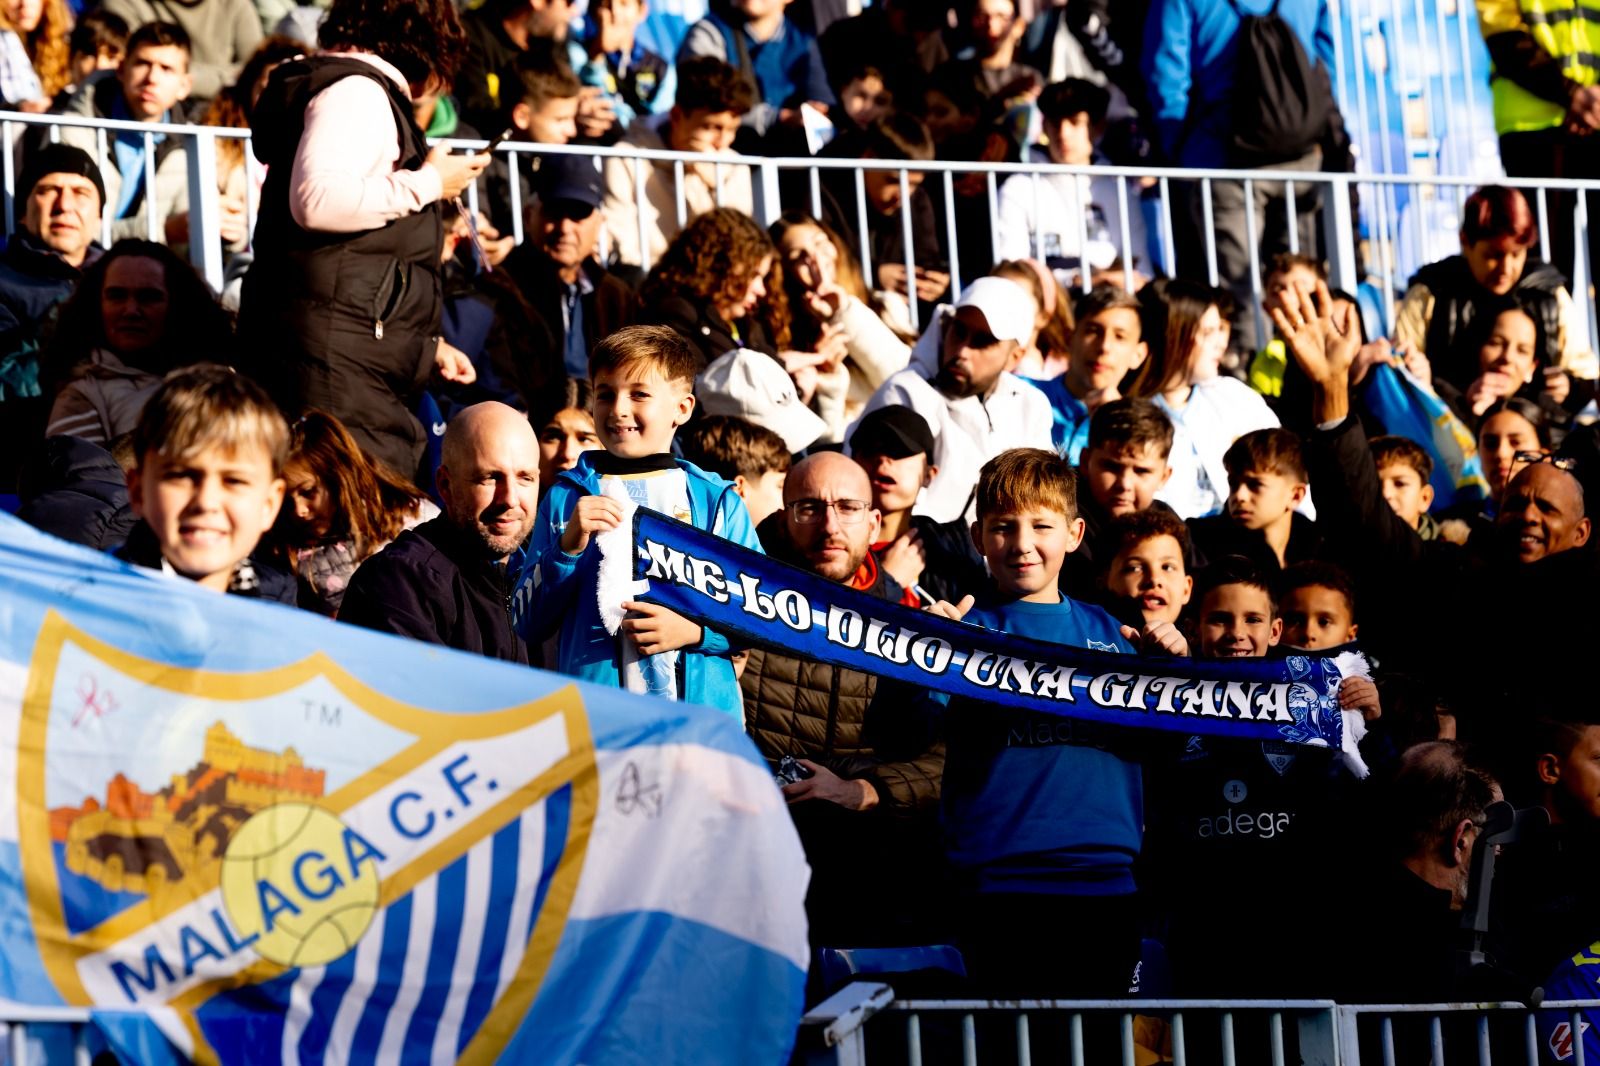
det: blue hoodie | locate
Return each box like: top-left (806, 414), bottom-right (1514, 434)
top-left (515, 451), bottom-right (762, 719)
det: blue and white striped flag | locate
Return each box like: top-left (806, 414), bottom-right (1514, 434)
top-left (0, 512), bottom-right (808, 1064)
top-left (1361, 362), bottom-right (1491, 511)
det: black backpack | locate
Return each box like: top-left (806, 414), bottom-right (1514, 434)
top-left (1223, 0), bottom-right (1333, 165)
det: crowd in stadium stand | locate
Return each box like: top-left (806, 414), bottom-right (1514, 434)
top-left (7, 0), bottom-right (1600, 1030)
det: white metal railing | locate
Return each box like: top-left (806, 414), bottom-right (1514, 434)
top-left (797, 984), bottom-right (1600, 1066)
top-left (0, 109), bottom-right (1595, 349)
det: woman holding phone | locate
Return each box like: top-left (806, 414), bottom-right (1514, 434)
top-left (240, 0), bottom-right (490, 481)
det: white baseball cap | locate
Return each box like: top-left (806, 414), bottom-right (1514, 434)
top-left (951, 276), bottom-right (1037, 344)
top-left (696, 348), bottom-right (827, 453)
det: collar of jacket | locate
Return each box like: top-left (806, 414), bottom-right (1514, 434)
top-left (6, 231), bottom-right (102, 278)
top-left (414, 514), bottom-right (524, 586)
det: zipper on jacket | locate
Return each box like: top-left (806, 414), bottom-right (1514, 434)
top-left (822, 665), bottom-right (842, 756)
top-left (374, 262), bottom-right (409, 339)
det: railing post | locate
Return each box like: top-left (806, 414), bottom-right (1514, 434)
top-left (751, 159), bottom-right (782, 230)
top-left (1337, 1006), bottom-right (1364, 1066)
top-left (797, 981), bottom-right (893, 1066)
top-left (186, 127), bottom-right (224, 293)
top-left (1323, 173), bottom-right (1359, 295)
top-left (1298, 1007), bottom-right (1341, 1066)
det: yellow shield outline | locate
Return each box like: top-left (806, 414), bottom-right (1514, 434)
top-left (17, 610), bottom-right (599, 1065)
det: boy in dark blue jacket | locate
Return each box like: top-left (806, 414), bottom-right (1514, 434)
top-left (927, 447), bottom-right (1185, 998)
top-left (515, 326), bottom-right (761, 719)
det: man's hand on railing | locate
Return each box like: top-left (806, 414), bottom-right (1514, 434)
top-left (425, 145), bottom-right (491, 202)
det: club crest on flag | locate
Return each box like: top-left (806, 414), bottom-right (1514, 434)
top-left (16, 611), bottom-right (598, 1065)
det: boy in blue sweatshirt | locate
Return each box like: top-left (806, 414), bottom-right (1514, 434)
top-left (927, 447), bottom-right (1185, 998)
top-left (516, 325), bottom-right (761, 718)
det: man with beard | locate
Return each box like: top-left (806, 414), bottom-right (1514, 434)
top-left (856, 275), bottom-right (1054, 523)
top-left (341, 402), bottom-right (541, 665)
top-left (504, 153), bottom-right (636, 387)
top-left (743, 451), bottom-right (946, 947)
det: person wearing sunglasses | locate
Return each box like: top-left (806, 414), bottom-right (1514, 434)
top-left (855, 275), bottom-right (1055, 524)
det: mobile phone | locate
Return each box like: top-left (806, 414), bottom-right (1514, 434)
top-left (481, 127), bottom-right (516, 154)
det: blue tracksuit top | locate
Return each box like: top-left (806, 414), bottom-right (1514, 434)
top-left (939, 594), bottom-right (1143, 896)
top-left (1142, 0), bottom-right (1335, 167)
top-left (514, 451), bottom-right (762, 720)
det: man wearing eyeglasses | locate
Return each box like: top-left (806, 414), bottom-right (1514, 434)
top-left (741, 451), bottom-right (946, 947)
top-left (855, 275), bottom-right (1055, 524)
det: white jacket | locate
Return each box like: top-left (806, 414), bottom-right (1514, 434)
top-left (1154, 377), bottom-right (1281, 519)
top-left (856, 367), bottom-right (1056, 524)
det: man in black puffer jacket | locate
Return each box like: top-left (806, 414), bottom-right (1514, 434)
top-left (741, 451), bottom-right (945, 949)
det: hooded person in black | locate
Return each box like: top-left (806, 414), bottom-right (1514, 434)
top-left (238, 0), bottom-right (489, 482)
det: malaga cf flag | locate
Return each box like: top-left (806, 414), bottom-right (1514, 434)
top-left (0, 513), bottom-right (809, 1064)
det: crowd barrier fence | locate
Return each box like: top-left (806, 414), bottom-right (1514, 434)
top-left (796, 983), bottom-right (1600, 1066)
top-left (1, 111), bottom-right (1596, 356)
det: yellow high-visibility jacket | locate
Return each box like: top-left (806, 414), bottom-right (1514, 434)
top-left (1478, 0), bottom-right (1600, 134)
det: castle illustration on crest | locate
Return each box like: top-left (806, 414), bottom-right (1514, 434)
top-left (49, 722), bottom-right (326, 898)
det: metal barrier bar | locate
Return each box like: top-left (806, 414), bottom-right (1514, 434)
top-left (1159, 176), bottom-right (1176, 279)
top-left (185, 128), bottom-right (223, 291)
top-left (942, 169), bottom-right (962, 298)
top-left (1244, 177), bottom-right (1266, 347)
top-left (1116, 177), bottom-right (1134, 292)
top-left (1030, 171), bottom-right (1044, 262)
top-left (676, 159), bottom-right (689, 229)
top-left (1285, 179), bottom-right (1299, 255)
top-left (961, 1012), bottom-right (976, 1066)
top-left (12, 108), bottom-right (1600, 327)
top-left (986, 171), bottom-right (1001, 267)
top-left (1580, 193), bottom-right (1600, 359)
top-left (1201, 178), bottom-right (1219, 287)
top-left (2, 118), bottom-right (12, 237)
top-left (504, 145), bottom-right (524, 248)
top-left (853, 167), bottom-right (871, 293)
top-left (633, 150), bottom-right (650, 273)
top-left (1072, 170), bottom-right (1090, 293)
top-left (141, 130), bottom-right (157, 244)
top-left (907, 1012), bottom-right (922, 1066)
top-left (1121, 1011), bottom-right (1135, 1066)
top-left (900, 166), bottom-right (918, 331)
top-left (1016, 1012), bottom-right (1031, 1066)
top-left (1069, 1011), bottom-right (1084, 1066)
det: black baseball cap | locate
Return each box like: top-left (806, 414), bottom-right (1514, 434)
top-left (20, 144), bottom-right (105, 209)
top-left (535, 154), bottom-right (604, 212)
top-left (850, 406), bottom-right (934, 460)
